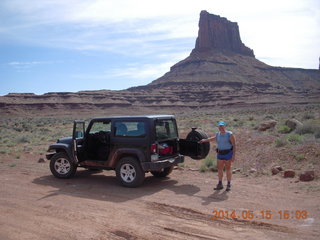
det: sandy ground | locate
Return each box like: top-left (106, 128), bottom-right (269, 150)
top-left (0, 154), bottom-right (319, 240)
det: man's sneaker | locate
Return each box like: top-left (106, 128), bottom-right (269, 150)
top-left (226, 184), bottom-right (231, 191)
top-left (214, 183), bottom-right (223, 190)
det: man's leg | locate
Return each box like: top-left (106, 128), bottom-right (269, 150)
top-left (217, 159), bottom-right (225, 181)
top-left (225, 160), bottom-right (232, 191)
top-left (225, 160), bottom-right (232, 182)
top-left (214, 160), bottom-right (225, 190)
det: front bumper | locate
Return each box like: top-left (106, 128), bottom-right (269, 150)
top-left (141, 155), bottom-right (184, 171)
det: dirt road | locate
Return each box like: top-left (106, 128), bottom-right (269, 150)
top-left (0, 155), bottom-right (319, 240)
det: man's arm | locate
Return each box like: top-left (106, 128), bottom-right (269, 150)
top-left (199, 136), bottom-right (216, 143)
top-left (230, 134), bottom-right (236, 162)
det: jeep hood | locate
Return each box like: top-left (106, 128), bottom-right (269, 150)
top-left (57, 137), bottom-right (72, 144)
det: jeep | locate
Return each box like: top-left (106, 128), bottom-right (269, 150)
top-left (46, 115), bottom-right (210, 187)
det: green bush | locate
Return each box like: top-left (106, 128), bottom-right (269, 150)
top-left (200, 155), bottom-right (217, 172)
top-left (294, 153), bottom-right (305, 161)
top-left (275, 137), bottom-right (287, 147)
top-left (0, 149), bottom-right (7, 154)
top-left (287, 134), bottom-right (303, 144)
top-left (199, 165), bottom-right (207, 172)
top-left (296, 123), bottom-right (320, 135)
top-left (278, 125), bottom-right (291, 134)
top-left (9, 163), bottom-right (16, 167)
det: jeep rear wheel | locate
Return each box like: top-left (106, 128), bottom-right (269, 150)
top-left (116, 157), bottom-right (145, 187)
top-left (50, 152), bottom-right (77, 179)
top-left (151, 166), bottom-right (174, 178)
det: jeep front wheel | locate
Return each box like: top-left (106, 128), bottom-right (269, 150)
top-left (116, 157), bottom-right (145, 187)
top-left (50, 152), bottom-right (77, 179)
top-left (151, 166), bottom-right (174, 178)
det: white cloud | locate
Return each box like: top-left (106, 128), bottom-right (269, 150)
top-left (8, 61), bottom-right (56, 69)
top-left (1, 0), bottom-right (319, 69)
top-left (71, 51), bottom-right (189, 88)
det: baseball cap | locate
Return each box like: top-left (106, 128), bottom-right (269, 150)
top-left (217, 121), bottom-right (226, 126)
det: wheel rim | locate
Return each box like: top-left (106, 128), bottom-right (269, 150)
top-left (120, 163), bottom-right (136, 183)
top-left (54, 158), bottom-right (71, 174)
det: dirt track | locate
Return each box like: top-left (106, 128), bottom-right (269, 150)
top-left (0, 155), bottom-right (319, 240)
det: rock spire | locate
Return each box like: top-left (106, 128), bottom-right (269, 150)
top-left (194, 10), bottom-right (254, 57)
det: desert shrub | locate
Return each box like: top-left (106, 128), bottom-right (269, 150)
top-left (287, 134), bottom-right (303, 144)
top-left (315, 130), bottom-right (320, 139)
top-left (200, 155), bottom-right (217, 172)
top-left (22, 123), bottom-right (33, 132)
top-left (233, 120), bottom-right (244, 127)
top-left (0, 149), bottom-right (7, 154)
top-left (296, 123), bottom-right (320, 135)
top-left (177, 163), bottom-right (185, 168)
top-left (278, 125), bottom-right (291, 134)
top-left (303, 113), bottom-right (315, 120)
top-left (199, 165), bottom-right (207, 172)
top-left (294, 153), bottom-right (305, 161)
top-left (275, 137), bottom-right (287, 147)
top-left (16, 135), bottom-right (30, 144)
top-left (39, 128), bottom-right (50, 133)
top-left (13, 127), bottom-right (23, 132)
top-left (264, 115), bottom-right (274, 120)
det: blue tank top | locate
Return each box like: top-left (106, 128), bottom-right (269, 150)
top-left (216, 131), bottom-right (233, 150)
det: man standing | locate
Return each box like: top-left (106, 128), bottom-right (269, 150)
top-left (199, 121), bottom-right (236, 191)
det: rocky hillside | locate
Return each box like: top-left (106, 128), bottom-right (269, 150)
top-left (1, 11), bottom-right (319, 116)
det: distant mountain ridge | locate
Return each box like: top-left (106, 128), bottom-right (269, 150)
top-left (1, 10), bottom-right (319, 116)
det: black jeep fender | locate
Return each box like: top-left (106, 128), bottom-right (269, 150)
top-left (46, 143), bottom-right (74, 161)
top-left (108, 148), bottom-right (146, 168)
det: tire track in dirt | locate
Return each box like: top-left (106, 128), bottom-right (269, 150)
top-left (110, 230), bottom-right (140, 240)
top-left (147, 201), bottom-right (294, 234)
top-left (163, 227), bottom-right (219, 240)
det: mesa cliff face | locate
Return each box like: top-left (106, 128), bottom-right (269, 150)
top-left (0, 10), bottom-right (319, 116)
top-left (195, 11), bottom-right (254, 57)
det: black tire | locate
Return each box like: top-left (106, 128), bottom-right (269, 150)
top-left (50, 152), bottom-right (77, 178)
top-left (186, 129), bottom-right (210, 160)
top-left (151, 166), bottom-right (174, 178)
top-left (115, 157), bottom-right (145, 188)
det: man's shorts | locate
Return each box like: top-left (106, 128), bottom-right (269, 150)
top-left (217, 151), bottom-right (233, 160)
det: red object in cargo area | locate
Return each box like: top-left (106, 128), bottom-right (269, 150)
top-left (150, 143), bottom-right (157, 153)
top-left (159, 143), bottom-right (173, 155)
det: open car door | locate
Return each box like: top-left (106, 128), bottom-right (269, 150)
top-left (179, 128), bottom-right (210, 160)
top-left (72, 120), bottom-right (85, 162)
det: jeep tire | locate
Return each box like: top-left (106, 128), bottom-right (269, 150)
top-left (151, 166), bottom-right (174, 178)
top-left (50, 152), bottom-right (77, 178)
top-left (186, 129), bottom-right (210, 160)
top-left (116, 157), bottom-right (145, 188)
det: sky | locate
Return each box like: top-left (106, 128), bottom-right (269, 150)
top-left (0, 0), bottom-right (319, 96)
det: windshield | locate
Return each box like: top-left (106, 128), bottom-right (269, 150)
top-left (89, 121), bottom-right (111, 134)
top-left (155, 119), bottom-right (178, 140)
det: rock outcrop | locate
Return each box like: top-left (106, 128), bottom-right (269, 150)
top-left (299, 171), bottom-right (315, 182)
top-left (194, 10), bottom-right (254, 57)
top-left (283, 170), bottom-right (296, 178)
